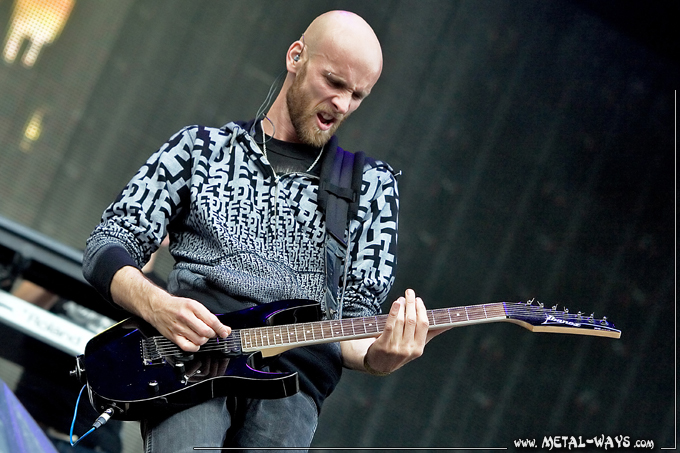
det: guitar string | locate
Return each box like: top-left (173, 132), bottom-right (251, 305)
top-left (144, 304), bottom-right (614, 359)
top-left (145, 305), bottom-right (605, 354)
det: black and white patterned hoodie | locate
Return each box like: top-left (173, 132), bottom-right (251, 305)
top-left (82, 121), bottom-right (399, 410)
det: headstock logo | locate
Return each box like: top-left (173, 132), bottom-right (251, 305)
top-left (543, 314), bottom-right (581, 327)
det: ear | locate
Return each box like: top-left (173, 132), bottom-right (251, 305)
top-left (285, 40), bottom-right (304, 73)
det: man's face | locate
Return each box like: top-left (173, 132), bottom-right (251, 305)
top-left (285, 49), bottom-right (377, 147)
top-left (286, 63), bottom-right (341, 147)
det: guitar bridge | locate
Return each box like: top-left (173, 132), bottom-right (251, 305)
top-left (141, 337), bottom-right (167, 366)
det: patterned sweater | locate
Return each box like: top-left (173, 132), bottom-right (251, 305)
top-left (82, 121), bottom-right (399, 410)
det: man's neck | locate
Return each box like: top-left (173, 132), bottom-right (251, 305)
top-left (264, 87), bottom-right (301, 143)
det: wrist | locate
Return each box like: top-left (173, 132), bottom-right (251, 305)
top-left (111, 266), bottom-right (158, 318)
top-left (363, 353), bottom-right (391, 377)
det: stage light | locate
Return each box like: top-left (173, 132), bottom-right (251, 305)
top-left (20, 108), bottom-right (44, 151)
top-left (2, 0), bottom-right (75, 67)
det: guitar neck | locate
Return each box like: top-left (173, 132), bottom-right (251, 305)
top-left (240, 302), bottom-right (508, 356)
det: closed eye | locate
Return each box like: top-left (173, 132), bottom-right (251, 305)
top-left (325, 73), bottom-right (368, 101)
top-left (326, 73), bottom-right (345, 90)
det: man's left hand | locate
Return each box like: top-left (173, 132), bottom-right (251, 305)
top-left (340, 289), bottom-right (448, 375)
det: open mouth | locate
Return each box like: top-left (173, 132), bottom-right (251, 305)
top-left (317, 112), bottom-right (336, 130)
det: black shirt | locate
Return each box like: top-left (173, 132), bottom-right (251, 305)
top-left (252, 121), bottom-right (323, 175)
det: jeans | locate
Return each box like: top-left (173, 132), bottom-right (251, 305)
top-left (142, 392), bottom-right (318, 453)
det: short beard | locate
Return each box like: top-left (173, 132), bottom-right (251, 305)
top-left (286, 64), bottom-right (345, 147)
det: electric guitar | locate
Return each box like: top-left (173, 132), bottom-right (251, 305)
top-left (73, 298), bottom-right (620, 421)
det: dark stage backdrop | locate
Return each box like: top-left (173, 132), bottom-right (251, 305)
top-left (0, 0), bottom-right (675, 450)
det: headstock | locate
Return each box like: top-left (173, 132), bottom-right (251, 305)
top-left (504, 299), bottom-right (621, 339)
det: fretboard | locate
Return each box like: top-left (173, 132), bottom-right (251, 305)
top-left (240, 302), bottom-right (507, 353)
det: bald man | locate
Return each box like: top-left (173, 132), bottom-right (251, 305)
top-left (83, 10), bottom-right (437, 452)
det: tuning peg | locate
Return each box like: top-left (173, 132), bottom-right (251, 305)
top-left (577, 311), bottom-right (583, 319)
top-left (538, 301), bottom-right (544, 308)
top-left (526, 300), bottom-right (532, 306)
top-left (600, 316), bottom-right (608, 325)
top-left (564, 308), bottom-right (569, 314)
top-left (552, 305), bottom-right (558, 311)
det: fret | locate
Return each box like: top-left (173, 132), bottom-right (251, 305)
top-left (257, 327), bottom-right (266, 347)
top-left (261, 327), bottom-right (270, 346)
top-left (341, 319), bottom-right (350, 337)
top-left (363, 316), bottom-right (379, 335)
top-left (342, 319), bottom-right (350, 336)
top-left (352, 319), bottom-right (360, 336)
top-left (440, 308), bottom-right (454, 324)
top-left (485, 303), bottom-right (507, 318)
top-left (376, 316), bottom-right (384, 332)
top-left (281, 325), bottom-right (290, 344)
top-left (336, 321), bottom-right (345, 337)
top-left (271, 325), bottom-right (283, 345)
top-left (359, 317), bottom-right (371, 335)
top-left (331, 320), bottom-right (343, 338)
top-left (293, 323), bottom-right (302, 342)
top-left (430, 308), bottom-right (450, 326)
top-left (321, 320), bottom-right (333, 340)
top-left (449, 307), bottom-right (467, 323)
top-left (246, 330), bottom-right (256, 348)
top-left (358, 317), bottom-right (367, 335)
top-left (466, 305), bottom-right (486, 321)
top-left (241, 330), bottom-right (252, 349)
top-left (349, 318), bottom-right (357, 336)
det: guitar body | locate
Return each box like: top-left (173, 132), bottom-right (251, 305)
top-left (79, 299), bottom-right (320, 421)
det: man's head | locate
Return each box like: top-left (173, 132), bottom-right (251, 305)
top-left (267, 11), bottom-right (383, 147)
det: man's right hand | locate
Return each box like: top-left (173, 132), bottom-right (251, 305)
top-left (110, 266), bottom-right (231, 352)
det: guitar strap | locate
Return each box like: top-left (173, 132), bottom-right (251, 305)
top-left (317, 147), bottom-right (366, 320)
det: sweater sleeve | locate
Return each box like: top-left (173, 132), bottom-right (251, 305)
top-left (82, 126), bottom-right (197, 301)
top-left (340, 161), bottom-right (399, 318)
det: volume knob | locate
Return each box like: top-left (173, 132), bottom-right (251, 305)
top-left (147, 380), bottom-right (159, 395)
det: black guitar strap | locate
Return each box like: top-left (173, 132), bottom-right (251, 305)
top-left (317, 147), bottom-right (366, 320)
